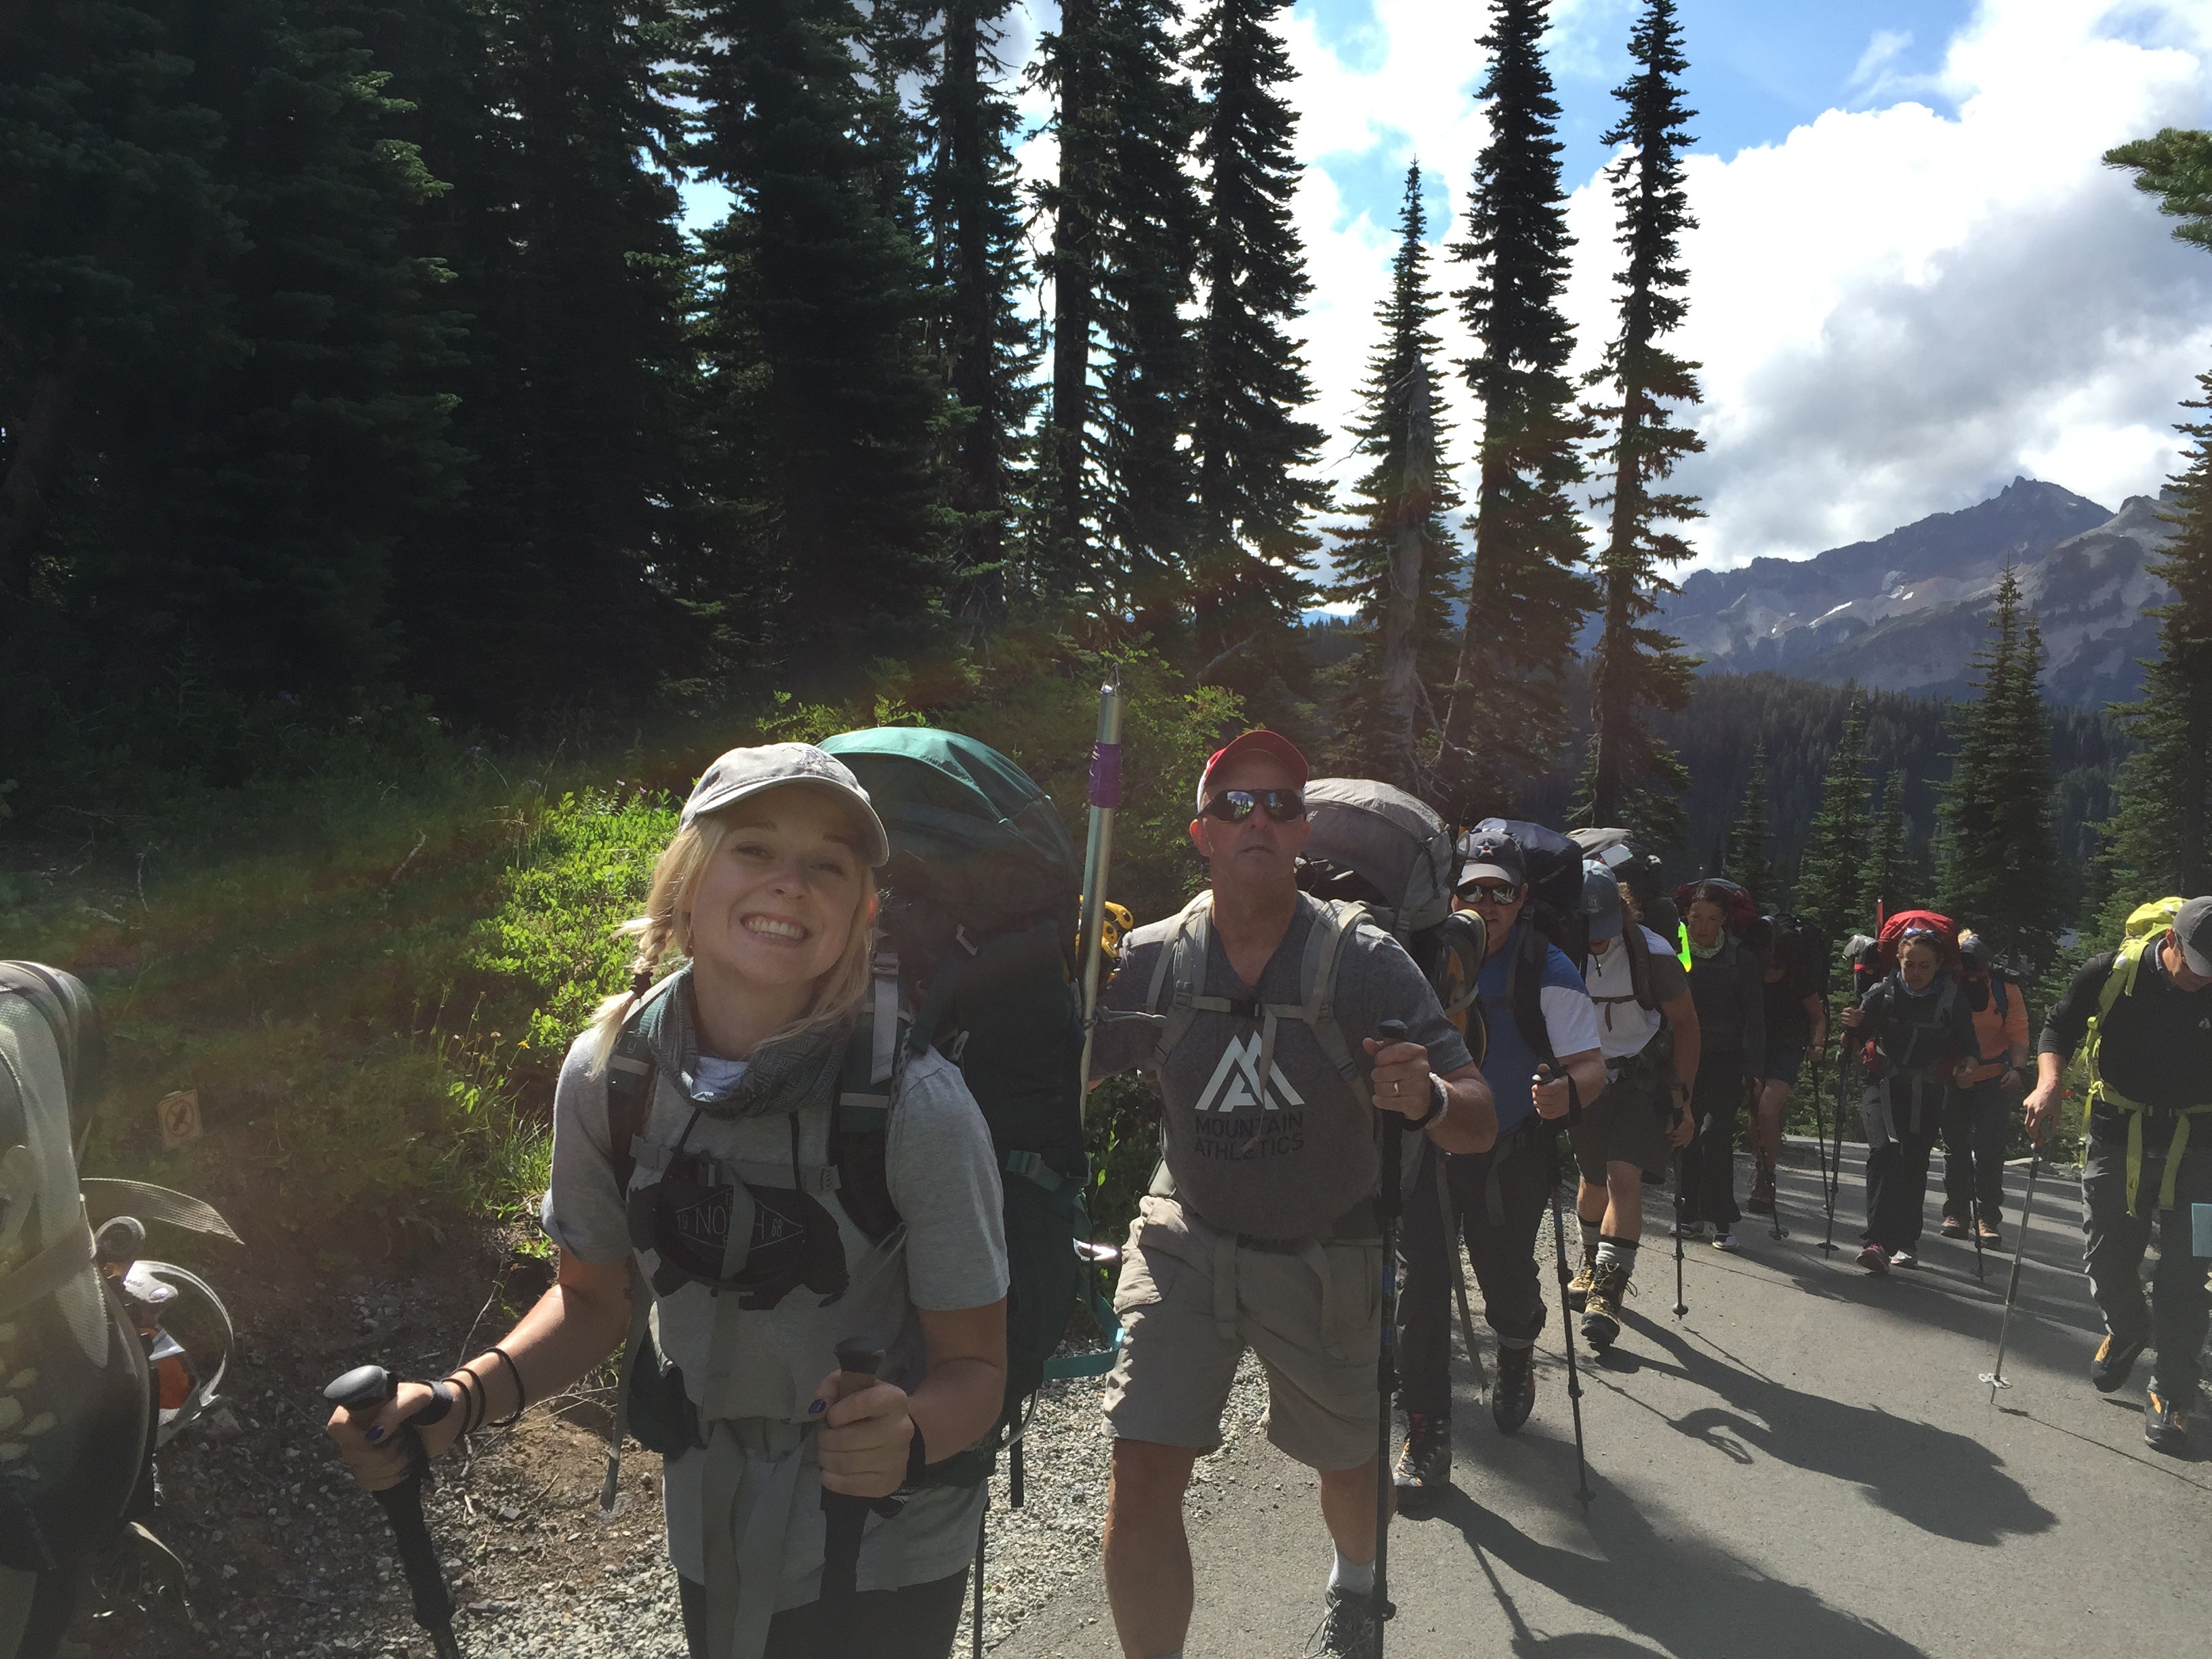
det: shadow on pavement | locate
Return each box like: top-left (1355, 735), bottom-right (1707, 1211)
top-left (1594, 1313), bottom-right (2057, 1544)
top-left (1435, 1482), bottom-right (1931, 1659)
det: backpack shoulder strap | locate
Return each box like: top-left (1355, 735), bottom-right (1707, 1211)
top-left (1991, 975), bottom-right (2009, 1021)
top-left (606, 1019), bottom-right (659, 1195)
top-left (1285, 898), bottom-right (1368, 1107)
top-left (1621, 921), bottom-right (1656, 1010)
top-left (2100, 937), bottom-right (2152, 1019)
top-left (1507, 926), bottom-right (1553, 1063)
top-left (833, 950), bottom-right (908, 1246)
top-left (1145, 893), bottom-right (1219, 1075)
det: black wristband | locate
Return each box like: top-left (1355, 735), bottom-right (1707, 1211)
top-left (489, 1345), bottom-right (527, 1429)
top-left (1408, 1074), bottom-right (1448, 1130)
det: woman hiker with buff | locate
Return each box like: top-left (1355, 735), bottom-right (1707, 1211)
top-left (327, 744), bottom-right (1011, 1659)
top-left (1393, 829), bottom-right (1604, 1507)
top-left (1084, 729), bottom-right (1494, 1659)
top-left (1842, 924), bottom-right (1976, 1275)
top-left (1673, 884), bottom-right (1765, 1252)
top-left (2025, 895), bottom-right (2212, 1453)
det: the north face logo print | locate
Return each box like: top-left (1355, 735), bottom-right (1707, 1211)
top-left (1195, 1034), bottom-right (1306, 1114)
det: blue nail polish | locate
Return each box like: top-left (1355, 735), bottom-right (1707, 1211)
top-left (365, 1425), bottom-right (386, 1444)
top-left (807, 1398), bottom-right (826, 1416)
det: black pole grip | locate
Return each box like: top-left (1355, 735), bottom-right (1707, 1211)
top-left (820, 1342), bottom-right (889, 1605)
top-left (324, 1366), bottom-right (461, 1656)
top-left (1375, 1020), bottom-right (1409, 1220)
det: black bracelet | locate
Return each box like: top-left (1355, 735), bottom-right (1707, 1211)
top-left (1408, 1074), bottom-right (1448, 1130)
top-left (901, 1421), bottom-right (928, 1490)
top-left (489, 1345), bottom-right (527, 1428)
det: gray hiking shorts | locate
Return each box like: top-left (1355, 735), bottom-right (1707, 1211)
top-left (1101, 1195), bottom-right (1380, 1473)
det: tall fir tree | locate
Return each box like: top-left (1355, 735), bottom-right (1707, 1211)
top-left (1185, 0), bottom-right (1328, 707)
top-left (1092, 0), bottom-right (1204, 627)
top-left (1796, 697), bottom-right (1871, 943)
top-left (366, 0), bottom-right (701, 722)
top-left (1935, 568), bottom-right (2062, 966)
top-left (2102, 130), bottom-right (2212, 899)
top-left (1859, 775), bottom-right (1915, 922)
top-left (1324, 165), bottom-right (1462, 790)
top-left (691, 0), bottom-right (951, 674)
top-left (927, 0), bottom-right (1042, 632)
top-left (1724, 740), bottom-right (1773, 906)
top-left (1438, 0), bottom-right (1594, 818)
top-left (1582, 0), bottom-right (1702, 846)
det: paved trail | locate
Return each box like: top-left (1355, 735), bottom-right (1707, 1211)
top-left (999, 1145), bottom-right (2209, 1659)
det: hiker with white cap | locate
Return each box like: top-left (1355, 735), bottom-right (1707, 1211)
top-left (1084, 729), bottom-right (1494, 1659)
top-left (1565, 865), bottom-right (1700, 1351)
top-left (328, 742), bottom-right (1012, 1659)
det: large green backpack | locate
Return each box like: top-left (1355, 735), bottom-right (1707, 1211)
top-left (817, 729), bottom-right (1111, 1491)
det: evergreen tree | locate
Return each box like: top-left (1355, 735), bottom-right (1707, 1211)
top-left (691, 0), bottom-right (951, 674)
top-left (1324, 165), bottom-right (1462, 790)
top-left (1091, 0), bottom-right (1204, 627)
top-left (1935, 568), bottom-right (2062, 966)
top-left (1185, 0), bottom-right (1329, 704)
top-left (1796, 697), bottom-right (1872, 943)
top-left (1582, 0), bottom-right (1702, 845)
top-left (1859, 774), bottom-right (1915, 922)
top-left (1437, 0), bottom-right (1594, 818)
top-left (368, 0), bottom-right (701, 721)
top-left (927, 0), bottom-right (1042, 632)
top-left (1724, 740), bottom-right (1773, 906)
top-left (2102, 131), bottom-right (2212, 898)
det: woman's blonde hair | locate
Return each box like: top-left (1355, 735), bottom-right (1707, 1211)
top-left (586, 804), bottom-right (878, 1073)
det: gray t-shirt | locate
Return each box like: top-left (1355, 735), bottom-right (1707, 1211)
top-left (1088, 895), bottom-right (1473, 1239)
top-left (542, 1023), bottom-right (1008, 1600)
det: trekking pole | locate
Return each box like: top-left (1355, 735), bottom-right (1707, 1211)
top-left (1535, 1067), bottom-right (1595, 1507)
top-left (323, 1365), bottom-right (465, 1659)
top-left (819, 1340), bottom-right (886, 1605)
top-left (1808, 1038), bottom-right (1835, 1256)
top-left (1757, 1075), bottom-right (1788, 1242)
top-left (1824, 1044), bottom-right (1851, 1255)
top-left (1967, 1102), bottom-right (1988, 1286)
top-left (1980, 1136), bottom-right (2045, 1401)
top-left (1671, 1140), bottom-right (1689, 1318)
top-left (1372, 1019), bottom-right (1411, 1650)
top-left (1075, 670), bottom-right (1126, 1120)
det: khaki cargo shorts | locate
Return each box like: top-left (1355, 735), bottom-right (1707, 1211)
top-left (1101, 1194), bottom-right (1380, 1473)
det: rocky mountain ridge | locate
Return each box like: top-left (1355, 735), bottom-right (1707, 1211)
top-left (1656, 478), bottom-right (2175, 706)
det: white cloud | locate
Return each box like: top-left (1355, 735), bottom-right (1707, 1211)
top-left (988, 0), bottom-right (2212, 573)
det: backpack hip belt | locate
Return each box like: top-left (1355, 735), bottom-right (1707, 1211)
top-left (695, 1414), bottom-right (816, 1659)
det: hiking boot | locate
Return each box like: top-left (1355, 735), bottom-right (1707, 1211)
top-left (2144, 1386), bottom-right (2191, 1455)
top-left (1492, 1343), bottom-right (1536, 1433)
top-left (2093, 1332), bottom-right (2149, 1394)
top-left (1976, 1220), bottom-right (2003, 1247)
top-left (1307, 1587), bottom-right (1386, 1659)
top-left (1393, 1411), bottom-right (1451, 1513)
top-left (1669, 1218), bottom-right (1705, 1241)
top-left (1857, 1242), bottom-right (1890, 1275)
top-left (1567, 1246), bottom-right (1596, 1313)
top-left (1940, 1213), bottom-right (1970, 1240)
top-left (1747, 1156), bottom-right (1777, 1214)
top-left (1711, 1228), bottom-right (1740, 1253)
top-left (1581, 1259), bottom-right (1630, 1351)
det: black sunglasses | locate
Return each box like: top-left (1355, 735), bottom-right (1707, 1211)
top-left (1202, 788), bottom-right (1307, 824)
top-left (1457, 881), bottom-right (1523, 905)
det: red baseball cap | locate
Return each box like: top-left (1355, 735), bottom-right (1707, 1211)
top-left (1195, 729), bottom-right (1309, 812)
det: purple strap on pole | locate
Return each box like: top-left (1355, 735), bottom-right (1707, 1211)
top-left (1088, 742), bottom-right (1123, 809)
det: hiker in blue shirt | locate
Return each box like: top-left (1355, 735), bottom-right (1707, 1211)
top-left (1394, 828), bottom-right (1603, 1508)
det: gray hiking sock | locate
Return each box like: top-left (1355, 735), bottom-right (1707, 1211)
top-left (1330, 1548), bottom-right (1376, 1597)
top-left (1580, 1216), bottom-right (1603, 1261)
top-left (1597, 1236), bottom-right (1638, 1273)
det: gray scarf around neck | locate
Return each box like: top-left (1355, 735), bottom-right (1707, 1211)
top-left (638, 970), bottom-right (848, 1121)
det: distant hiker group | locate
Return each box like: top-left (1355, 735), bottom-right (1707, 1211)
top-left (17, 716), bottom-right (2207, 1659)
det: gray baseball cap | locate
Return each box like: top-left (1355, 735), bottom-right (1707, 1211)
top-left (1582, 862), bottom-right (1624, 943)
top-left (679, 743), bottom-right (890, 866)
top-left (2176, 895), bottom-right (2212, 977)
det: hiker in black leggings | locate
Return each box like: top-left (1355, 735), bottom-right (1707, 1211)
top-left (329, 744), bottom-right (1011, 1659)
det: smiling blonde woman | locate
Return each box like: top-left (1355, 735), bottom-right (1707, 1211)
top-left (327, 744), bottom-right (1010, 1659)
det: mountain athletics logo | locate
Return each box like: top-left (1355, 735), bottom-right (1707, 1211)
top-left (1195, 1034), bottom-right (1307, 1114)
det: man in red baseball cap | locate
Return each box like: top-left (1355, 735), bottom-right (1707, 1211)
top-left (1083, 729), bottom-right (1496, 1659)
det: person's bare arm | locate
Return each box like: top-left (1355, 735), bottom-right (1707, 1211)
top-left (1802, 993), bottom-right (1828, 1056)
top-left (329, 1249), bottom-right (632, 1490)
top-left (1660, 991), bottom-right (1701, 1096)
top-left (816, 1298), bottom-right (1008, 1499)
